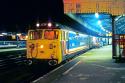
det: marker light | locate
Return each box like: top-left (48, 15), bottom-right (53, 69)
top-left (48, 22), bottom-right (52, 27)
top-left (40, 45), bottom-right (44, 48)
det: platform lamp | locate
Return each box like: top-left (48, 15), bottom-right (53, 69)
top-left (95, 13), bottom-right (99, 18)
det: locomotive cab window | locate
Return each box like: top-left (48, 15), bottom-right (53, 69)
top-left (29, 30), bottom-right (42, 40)
top-left (44, 30), bottom-right (59, 40)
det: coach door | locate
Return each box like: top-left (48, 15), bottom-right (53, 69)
top-left (61, 31), bottom-right (68, 56)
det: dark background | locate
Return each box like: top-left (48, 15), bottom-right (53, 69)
top-left (0, 0), bottom-right (64, 32)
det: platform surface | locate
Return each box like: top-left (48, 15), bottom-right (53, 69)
top-left (52, 45), bottom-right (125, 83)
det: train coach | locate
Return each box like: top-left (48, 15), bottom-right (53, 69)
top-left (26, 22), bottom-right (101, 66)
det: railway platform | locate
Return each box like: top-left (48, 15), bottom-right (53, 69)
top-left (0, 48), bottom-right (26, 52)
top-left (34, 45), bottom-right (125, 83)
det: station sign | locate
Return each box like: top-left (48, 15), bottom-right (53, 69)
top-left (64, 0), bottom-right (125, 15)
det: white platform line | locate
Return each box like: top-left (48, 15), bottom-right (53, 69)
top-left (92, 64), bottom-right (125, 70)
top-left (63, 61), bottom-right (81, 75)
top-left (32, 65), bottom-right (63, 83)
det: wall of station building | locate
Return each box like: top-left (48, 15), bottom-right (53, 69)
top-left (64, 0), bottom-right (125, 15)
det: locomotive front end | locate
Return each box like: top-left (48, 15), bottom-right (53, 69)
top-left (26, 23), bottom-right (62, 66)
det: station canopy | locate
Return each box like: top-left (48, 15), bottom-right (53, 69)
top-left (63, 0), bottom-right (125, 37)
top-left (62, 13), bottom-right (112, 37)
top-left (115, 15), bottom-right (125, 34)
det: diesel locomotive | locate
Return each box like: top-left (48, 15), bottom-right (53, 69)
top-left (26, 22), bottom-right (100, 66)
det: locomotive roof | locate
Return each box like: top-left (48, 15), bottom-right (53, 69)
top-left (30, 22), bottom-right (84, 34)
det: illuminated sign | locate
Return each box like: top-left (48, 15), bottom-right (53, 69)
top-left (64, 0), bottom-right (125, 15)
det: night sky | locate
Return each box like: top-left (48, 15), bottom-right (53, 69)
top-left (0, 0), bottom-right (64, 32)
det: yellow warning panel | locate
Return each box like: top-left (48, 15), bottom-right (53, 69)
top-left (64, 0), bottom-right (125, 15)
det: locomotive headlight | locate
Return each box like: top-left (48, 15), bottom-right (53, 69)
top-left (40, 45), bottom-right (44, 48)
top-left (36, 23), bottom-right (40, 27)
top-left (48, 22), bottom-right (52, 27)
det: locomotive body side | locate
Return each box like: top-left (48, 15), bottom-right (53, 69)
top-left (57, 30), bottom-right (90, 62)
top-left (67, 31), bottom-right (89, 54)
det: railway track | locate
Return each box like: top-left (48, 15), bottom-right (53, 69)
top-left (0, 50), bottom-right (56, 83)
top-left (0, 48), bottom-right (90, 83)
top-left (0, 51), bottom-right (26, 71)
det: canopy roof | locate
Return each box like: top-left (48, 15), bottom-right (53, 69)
top-left (61, 13), bottom-right (112, 37)
top-left (115, 15), bottom-right (125, 34)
